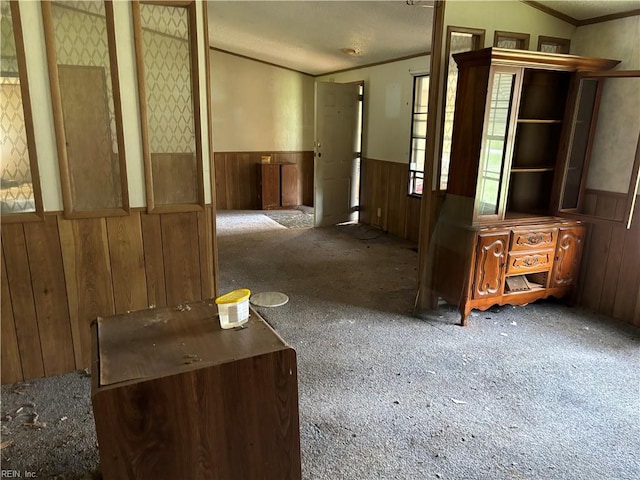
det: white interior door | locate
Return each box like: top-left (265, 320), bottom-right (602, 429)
top-left (314, 81), bottom-right (360, 227)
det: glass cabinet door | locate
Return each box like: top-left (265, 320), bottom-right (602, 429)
top-left (558, 71), bottom-right (640, 228)
top-left (475, 67), bottom-right (520, 221)
top-left (560, 79), bottom-right (599, 211)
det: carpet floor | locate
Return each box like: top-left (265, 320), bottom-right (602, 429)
top-left (263, 206), bottom-right (315, 229)
top-left (1, 214), bottom-right (638, 479)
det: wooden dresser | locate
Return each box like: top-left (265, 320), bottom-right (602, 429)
top-left (91, 301), bottom-right (301, 480)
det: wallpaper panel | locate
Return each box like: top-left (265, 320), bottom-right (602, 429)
top-left (140, 3), bottom-right (195, 154)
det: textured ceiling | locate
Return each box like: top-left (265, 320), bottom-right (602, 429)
top-left (208, 1), bottom-right (434, 76)
top-left (534, 0), bottom-right (640, 21)
top-left (207, 1), bottom-right (639, 76)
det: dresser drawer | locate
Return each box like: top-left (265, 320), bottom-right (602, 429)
top-left (507, 250), bottom-right (554, 275)
top-left (510, 229), bottom-right (556, 251)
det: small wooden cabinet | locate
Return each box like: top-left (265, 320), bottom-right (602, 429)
top-left (92, 301), bottom-right (302, 480)
top-left (432, 48), bottom-right (617, 325)
top-left (257, 162), bottom-right (298, 209)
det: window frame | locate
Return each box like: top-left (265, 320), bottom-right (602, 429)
top-left (537, 35), bottom-right (571, 54)
top-left (132, 0), bottom-right (205, 214)
top-left (494, 31), bottom-right (530, 50)
top-left (1, 1), bottom-right (44, 223)
top-left (408, 74), bottom-right (430, 197)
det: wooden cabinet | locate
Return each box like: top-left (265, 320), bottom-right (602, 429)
top-left (92, 301), bottom-right (302, 480)
top-left (433, 48), bottom-right (618, 325)
top-left (257, 162), bottom-right (298, 210)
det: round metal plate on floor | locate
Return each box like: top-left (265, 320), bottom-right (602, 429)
top-left (250, 292), bottom-right (289, 308)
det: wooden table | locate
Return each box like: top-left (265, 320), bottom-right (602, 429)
top-left (91, 301), bottom-right (301, 480)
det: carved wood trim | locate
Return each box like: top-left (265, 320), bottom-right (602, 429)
top-left (473, 237), bottom-right (506, 297)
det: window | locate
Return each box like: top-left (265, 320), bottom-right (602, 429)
top-left (439, 27), bottom-right (485, 191)
top-left (494, 31), bottom-right (530, 50)
top-left (538, 36), bottom-right (570, 54)
top-left (408, 74), bottom-right (429, 196)
top-left (1, 1), bottom-right (43, 220)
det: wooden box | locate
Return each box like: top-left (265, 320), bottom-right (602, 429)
top-left (91, 301), bottom-right (301, 480)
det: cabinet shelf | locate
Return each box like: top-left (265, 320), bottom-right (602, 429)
top-left (504, 273), bottom-right (546, 294)
top-left (511, 166), bottom-right (555, 173)
top-left (517, 119), bottom-right (563, 124)
top-left (504, 286), bottom-right (546, 296)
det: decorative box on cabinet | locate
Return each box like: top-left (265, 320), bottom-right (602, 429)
top-left (92, 301), bottom-right (302, 480)
top-left (432, 48), bottom-right (616, 325)
top-left (257, 162), bottom-right (298, 209)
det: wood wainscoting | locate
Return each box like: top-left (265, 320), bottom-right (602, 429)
top-left (578, 193), bottom-right (640, 326)
top-left (360, 158), bottom-right (422, 243)
top-left (214, 151), bottom-right (314, 210)
top-left (582, 189), bottom-right (629, 222)
top-left (1, 207), bottom-right (216, 384)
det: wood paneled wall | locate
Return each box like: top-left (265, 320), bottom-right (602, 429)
top-left (214, 151), bottom-right (314, 210)
top-left (578, 195), bottom-right (640, 326)
top-left (1, 207), bottom-right (216, 384)
top-left (360, 158), bottom-right (422, 243)
top-left (582, 189), bottom-right (628, 222)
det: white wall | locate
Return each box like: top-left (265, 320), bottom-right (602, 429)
top-left (317, 55), bottom-right (429, 164)
top-left (571, 16), bottom-right (640, 69)
top-left (210, 50), bottom-right (314, 152)
top-left (17, 1), bottom-right (212, 210)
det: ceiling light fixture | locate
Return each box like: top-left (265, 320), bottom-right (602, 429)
top-left (340, 47), bottom-right (360, 56)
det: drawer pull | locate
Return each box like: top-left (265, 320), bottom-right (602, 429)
top-left (528, 234), bottom-right (542, 244)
